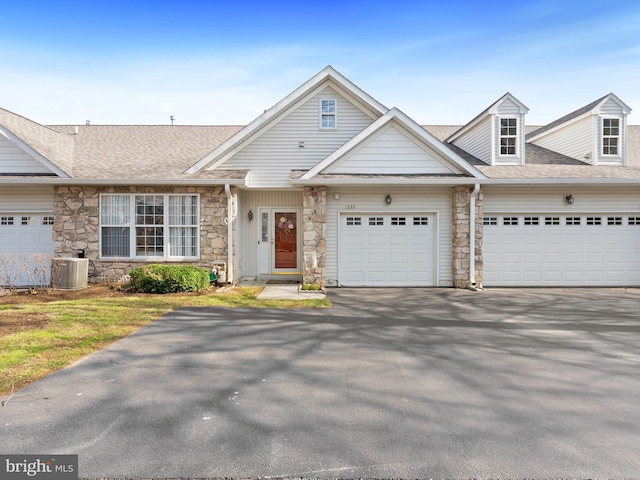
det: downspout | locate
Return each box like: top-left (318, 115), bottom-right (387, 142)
top-left (224, 183), bottom-right (234, 284)
top-left (469, 183), bottom-right (480, 288)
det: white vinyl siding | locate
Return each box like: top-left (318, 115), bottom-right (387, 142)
top-left (237, 190), bottom-right (303, 278)
top-left (216, 86), bottom-right (377, 188)
top-left (325, 186), bottom-right (452, 287)
top-left (324, 123), bottom-right (461, 175)
top-left (451, 116), bottom-right (492, 164)
top-left (529, 116), bottom-right (593, 163)
top-left (0, 185), bottom-right (54, 211)
top-left (0, 135), bottom-right (55, 174)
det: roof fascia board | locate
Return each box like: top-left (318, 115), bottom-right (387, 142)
top-left (185, 66), bottom-right (388, 174)
top-left (447, 93), bottom-right (528, 143)
top-left (0, 177), bottom-right (248, 186)
top-left (526, 111), bottom-right (592, 143)
top-left (291, 176), bottom-right (640, 186)
top-left (303, 108), bottom-right (486, 180)
top-left (0, 126), bottom-right (70, 178)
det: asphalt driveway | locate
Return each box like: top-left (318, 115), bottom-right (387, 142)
top-left (2, 288), bottom-right (640, 478)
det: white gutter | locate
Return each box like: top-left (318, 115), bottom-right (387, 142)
top-left (224, 183), bottom-right (234, 284)
top-left (469, 183), bottom-right (480, 287)
top-left (0, 177), bottom-right (248, 186)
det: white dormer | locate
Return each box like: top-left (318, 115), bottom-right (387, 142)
top-left (527, 93), bottom-right (631, 166)
top-left (447, 93), bottom-right (528, 166)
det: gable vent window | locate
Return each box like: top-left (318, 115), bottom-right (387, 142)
top-left (483, 217), bottom-right (497, 225)
top-left (503, 217), bottom-right (518, 226)
top-left (346, 217), bottom-right (361, 226)
top-left (566, 217), bottom-right (581, 226)
top-left (320, 99), bottom-right (336, 129)
top-left (586, 217), bottom-right (602, 226)
top-left (500, 118), bottom-right (517, 155)
top-left (413, 217), bottom-right (429, 225)
top-left (1, 216), bottom-right (14, 226)
top-left (369, 217), bottom-right (384, 226)
top-left (607, 217), bottom-right (622, 225)
top-left (545, 217), bottom-right (560, 225)
top-left (602, 118), bottom-right (619, 155)
top-left (524, 217), bottom-right (539, 225)
top-left (391, 217), bottom-right (406, 226)
top-left (629, 217), bottom-right (640, 225)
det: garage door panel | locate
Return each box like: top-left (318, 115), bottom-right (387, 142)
top-left (340, 213), bottom-right (434, 286)
top-left (484, 213), bottom-right (640, 286)
top-left (0, 213), bottom-right (54, 286)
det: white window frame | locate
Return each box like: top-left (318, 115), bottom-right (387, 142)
top-left (602, 117), bottom-right (620, 157)
top-left (319, 98), bottom-right (337, 130)
top-left (499, 117), bottom-right (518, 156)
top-left (99, 193), bottom-right (200, 260)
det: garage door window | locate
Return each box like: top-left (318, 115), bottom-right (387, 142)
top-left (369, 217), bottom-right (384, 226)
top-left (1, 217), bottom-right (14, 225)
top-left (566, 217), bottom-right (581, 225)
top-left (391, 217), bottom-right (406, 226)
top-left (100, 194), bottom-right (199, 259)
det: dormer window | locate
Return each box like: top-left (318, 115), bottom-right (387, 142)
top-left (500, 118), bottom-right (517, 155)
top-left (320, 99), bottom-right (336, 129)
top-left (602, 118), bottom-right (619, 155)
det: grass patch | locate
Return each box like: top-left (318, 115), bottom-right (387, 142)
top-left (0, 286), bottom-right (330, 397)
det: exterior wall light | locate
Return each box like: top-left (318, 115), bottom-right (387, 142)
top-left (248, 210), bottom-right (254, 222)
top-left (565, 194), bottom-right (575, 205)
top-left (385, 194), bottom-right (392, 205)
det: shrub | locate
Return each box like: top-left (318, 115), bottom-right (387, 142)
top-left (129, 264), bottom-right (210, 293)
top-left (301, 283), bottom-right (321, 291)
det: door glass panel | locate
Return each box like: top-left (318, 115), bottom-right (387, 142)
top-left (274, 212), bottom-right (297, 269)
top-left (261, 212), bottom-right (269, 243)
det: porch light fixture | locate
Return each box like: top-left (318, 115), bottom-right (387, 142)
top-left (248, 210), bottom-right (254, 222)
top-left (385, 194), bottom-right (392, 205)
top-left (565, 194), bottom-right (575, 205)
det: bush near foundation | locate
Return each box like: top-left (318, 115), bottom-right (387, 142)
top-left (129, 264), bottom-right (210, 293)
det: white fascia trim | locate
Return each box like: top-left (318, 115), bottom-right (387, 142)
top-left (481, 177), bottom-right (640, 185)
top-left (526, 111), bottom-right (592, 143)
top-left (0, 126), bottom-right (71, 178)
top-left (292, 177), bottom-right (482, 186)
top-left (185, 66), bottom-right (388, 175)
top-left (448, 93), bottom-right (528, 143)
top-left (302, 108), bottom-right (486, 180)
top-left (0, 177), bottom-right (248, 186)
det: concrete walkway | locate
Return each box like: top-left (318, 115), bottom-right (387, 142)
top-left (257, 284), bottom-right (326, 300)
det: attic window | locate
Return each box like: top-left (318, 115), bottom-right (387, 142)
top-left (602, 118), bottom-right (619, 155)
top-left (499, 118), bottom-right (517, 155)
top-left (320, 99), bottom-right (336, 129)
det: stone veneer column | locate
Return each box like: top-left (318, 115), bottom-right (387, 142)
top-left (451, 185), bottom-right (484, 288)
top-left (53, 185), bottom-right (230, 282)
top-left (302, 186), bottom-right (327, 287)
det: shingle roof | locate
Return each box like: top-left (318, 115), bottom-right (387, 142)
top-left (525, 95), bottom-right (608, 140)
top-left (0, 108), bottom-right (74, 176)
top-left (50, 124), bottom-right (243, 180)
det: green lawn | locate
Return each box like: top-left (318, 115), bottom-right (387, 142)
top-left (0, 287), bottom-right (330, 397)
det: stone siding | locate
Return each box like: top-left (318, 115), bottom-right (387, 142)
top-left (302, 186), bottom-right (327, 287)
top-left (53, 185), bottom-right (232, 282)
top-left (451, 186), bottom-right (483, 288)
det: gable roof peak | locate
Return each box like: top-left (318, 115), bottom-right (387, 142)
top-left (526, 93), bottom-right (632, 141)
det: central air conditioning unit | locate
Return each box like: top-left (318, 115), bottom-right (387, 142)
top-left (51, 258), bottom-right (89, 290)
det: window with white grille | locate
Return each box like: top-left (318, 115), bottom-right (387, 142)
top-left (369, 217), bottom-right (384, 226)
top-left (21, 216), bottom-right (33, 225)
top-left (607, 217), bottom-right (622, 225)
top-left (413, 217), bottom-right (429, 225)
top-left (629, 217), bottom-right (640, 225)
top-left (545, 217), bottom-right (560, 225)
top-left (503, 217), bottom-right (518, 226)
top-left (1, 216), bottom-right (14, 225)
top-left (500, 118), bottom-right (517, 155)
top-left (483, 217), bottom-right (497, 225)
top-left (346, 217), bottom-right (361, 226)
top-left (391, 217), bottom-right (406, 226)
top-left (524, 217), bottom-right (539, 225)
top-left (42, 216), bottom-right (55, 225)
top-left (586, 217), bottom-right (602, 225)
top-left (566, 217), bottom-right (581, 225)
top-left (602, 118), bottom-right (619, 155)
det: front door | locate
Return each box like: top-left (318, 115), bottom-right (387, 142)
top-left (258, 208), bottom-right (300, 276)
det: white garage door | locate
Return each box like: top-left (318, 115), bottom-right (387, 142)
top-left (0, 214), bottom-right (55, 287)
top-left (483, 214), bottom-right (640, 286)
top-left (339, 213), bottom-right (435, 286)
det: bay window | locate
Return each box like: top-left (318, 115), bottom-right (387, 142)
top-left (100, 193), bottom-right (199, 259)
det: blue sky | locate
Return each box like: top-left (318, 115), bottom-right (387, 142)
top-left (1, 0), bottom-right (639, 126)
